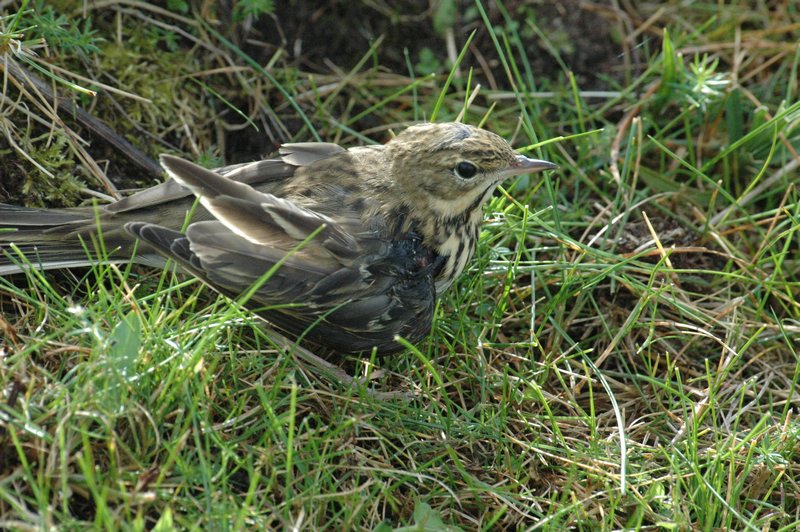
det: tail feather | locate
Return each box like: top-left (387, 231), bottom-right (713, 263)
top-left (0, 203), bottom-right (93, 228)
top-left (0, 203), bottom-right (143, 274)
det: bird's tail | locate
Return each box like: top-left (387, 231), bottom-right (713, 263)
top-left (0, 203), bottom-right (136, 275)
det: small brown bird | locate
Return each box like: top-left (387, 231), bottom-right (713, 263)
top-left (0, 123), bottom-right (555, 354)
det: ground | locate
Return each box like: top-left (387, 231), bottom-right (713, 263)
top-left (0, 1), bottom-right (799, 529)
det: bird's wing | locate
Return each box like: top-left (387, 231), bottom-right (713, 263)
top-left (107, 142), bottom-right (347, 214)
top-left (124, 155), bottom-right (437, 353)
top-left (158, 155), bottom-right (361, 260)
top-left (128, 218), bottom-right (437, 354)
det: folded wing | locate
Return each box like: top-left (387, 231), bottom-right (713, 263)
top-left (127, 156), bottom-right (438, 354)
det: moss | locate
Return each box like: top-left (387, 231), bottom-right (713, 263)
top-left (0, 128), bottom-right (86, 207)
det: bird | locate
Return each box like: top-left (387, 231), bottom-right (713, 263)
top-left (0, 122), bottom-right (556, 354)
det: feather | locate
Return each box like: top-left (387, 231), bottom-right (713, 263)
top-left (278, 142), bottom-right (346, 166)
top-left (159, 155), bottom-right (362, 260)
top-left (107, 159), bottom-right (295, 214)
top-left (0, 203), bottom-right (89, 227)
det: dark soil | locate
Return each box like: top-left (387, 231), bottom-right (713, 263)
top-left (261, 0), bottom-right (632, 90)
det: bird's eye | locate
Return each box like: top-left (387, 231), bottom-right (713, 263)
top-left (454, 161), bottom-right (478, 179)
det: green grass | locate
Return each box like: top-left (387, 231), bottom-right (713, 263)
top-left (1, 0), bottom-right (799, 529)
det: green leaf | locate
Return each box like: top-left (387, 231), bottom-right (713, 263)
top-left (108, 310), bottom-right (142, 379)
top-left (152, 506), bottom-right (176, 532)
top-left (433, 0), bottom-right (457, 36)
top-left (394, 502), bottom-right (463, 531)
top-left (657, 27), bottom-right (677, 101)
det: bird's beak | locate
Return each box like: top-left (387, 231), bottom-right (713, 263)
top-left (501, 154), bottom-right (558, 179)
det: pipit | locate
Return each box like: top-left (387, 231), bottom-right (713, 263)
top-left (0, 123), bottom-right (555, 354)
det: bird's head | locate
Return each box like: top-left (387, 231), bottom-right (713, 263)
top-left (385, 122), bottom-right (556, 221)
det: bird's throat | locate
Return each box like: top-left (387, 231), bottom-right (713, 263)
top-left (432, 220), bottom-right (480, 292)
